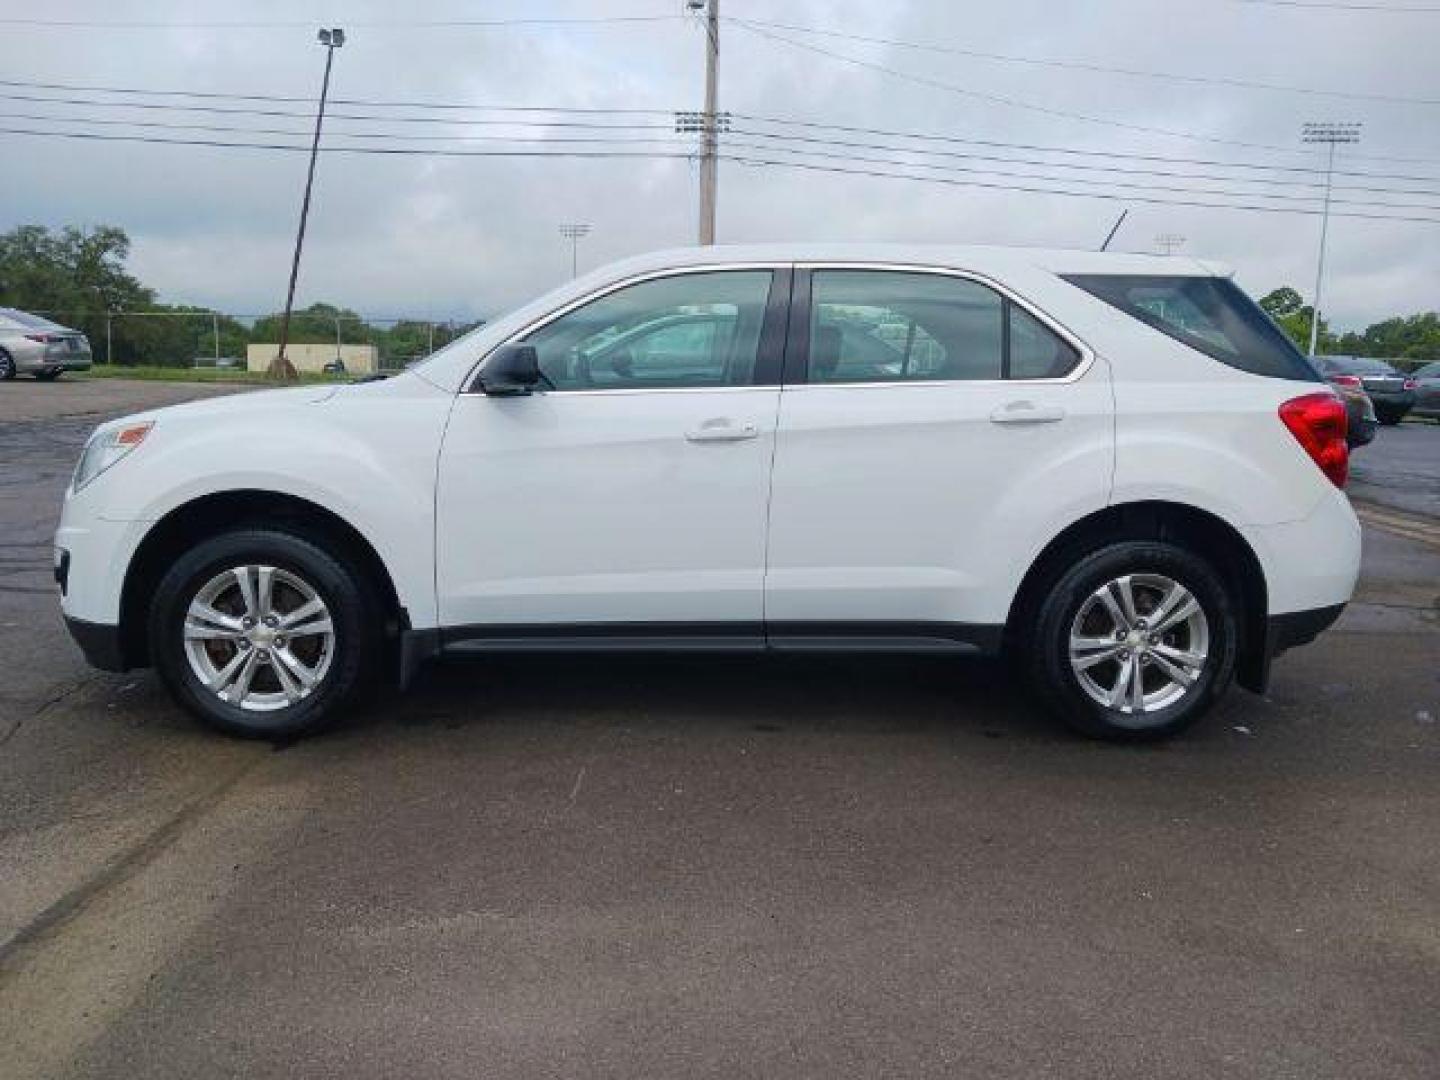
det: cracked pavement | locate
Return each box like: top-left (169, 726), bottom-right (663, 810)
top-left (1, 379), bottom-right (1437, 1079)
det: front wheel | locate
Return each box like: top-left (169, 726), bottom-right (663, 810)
top-left (149, 529), bottom-right (378, 738)
top-left (1028, 541), bottom-right (1238, 741)
top-left (0, 349), bottom-right (15, 380)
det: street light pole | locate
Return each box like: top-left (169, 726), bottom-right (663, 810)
top-left (559, 223), bottom-right (591, 279)
top-left (1302, 121), bottom-right (1361, 359)
top-left (271, 27), bottom-right (345, 380)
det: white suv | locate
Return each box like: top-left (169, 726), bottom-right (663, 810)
top-left (55, 245), bottom-right (1360, 741)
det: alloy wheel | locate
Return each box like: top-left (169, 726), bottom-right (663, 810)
top-left (1068, 573), bottom-right (1210, 721)
top-left (182, 565), bottom-right (335, 712)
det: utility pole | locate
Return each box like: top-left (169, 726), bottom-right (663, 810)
top-left (695, 0), bottom-right (720, 244)
top-left (271, 27), bottom-right (345, 381)
top-left (1155, 233), bottom-right (1186, 256)
top-left (559, 223), bottom-right (591, 279)
top-left (1302, 122), bottom-right (1361, 359)
top-left (212, 310), bottom-right (221, 362)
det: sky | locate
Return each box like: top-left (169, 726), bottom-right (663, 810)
top-left (3, 0), bottom-right (1438, 331)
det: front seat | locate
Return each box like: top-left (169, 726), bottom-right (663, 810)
top-left (812, 324), bottom-right (843, 381)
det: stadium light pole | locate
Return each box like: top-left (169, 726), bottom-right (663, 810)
top-left (559, 223), bottom-right (591, 279)
top-left (271, 27), bottom-right (345, 380)
top-left (1302, 121), bottom-right (1361, 359)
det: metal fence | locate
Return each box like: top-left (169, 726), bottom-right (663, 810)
top-left (28, 309), bottom-right (483, 371)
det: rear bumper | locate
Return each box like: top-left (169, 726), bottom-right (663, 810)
top-left (1269, 603), bottom-right (1346, 653)
top-left (1348, 414), bottom-right (1378, 447)
top-left (64, 616), bottom-right (129, 672)
top-left (1237, 602), bottom-right (1346, 695)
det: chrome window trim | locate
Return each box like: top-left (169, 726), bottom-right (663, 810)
top-left (796, 261), bottom-right (1096, 387)
top-left (461, 263), bottom-right (786, 395)
top-left (462, 259), bottom-right (1096, 395)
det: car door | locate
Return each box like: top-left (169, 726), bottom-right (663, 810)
top-left (764, 266), bottom-right (1113, 646)
top-left (435, 266), bottom-right (789, 640)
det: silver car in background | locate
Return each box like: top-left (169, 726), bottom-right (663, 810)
top-left (0, 307), bottom-right (93, 381)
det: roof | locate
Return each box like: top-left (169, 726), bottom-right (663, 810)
top-left (578, 242), bottom-right (1233, 280)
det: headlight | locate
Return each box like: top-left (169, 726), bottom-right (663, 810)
top-left (72, 421), bottom-right (154, 492)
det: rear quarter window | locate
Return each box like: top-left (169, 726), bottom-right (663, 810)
top-left (1063, 274), bottom-right (1320, 382)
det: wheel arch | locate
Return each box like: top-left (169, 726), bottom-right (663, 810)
top-left (1005, 500), bottom-right (1269, 691)
top-left (119, 489), bottom-right (407, 669)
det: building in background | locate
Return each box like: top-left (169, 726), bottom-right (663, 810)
top-left (246, 343), bottom-right (377, 374)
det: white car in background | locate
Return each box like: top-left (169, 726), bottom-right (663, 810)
top-left (55, 244), bottom-right (1360, 741)
top-left (0, 307), bottom-right (93, 380)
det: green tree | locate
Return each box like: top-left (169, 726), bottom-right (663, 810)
top-left (1337, 312), bottom-right (1440, 365)
top-left (1258, 286), bottom-right (1332, 354)
top-left (250, 302), bottom-right (370, 346)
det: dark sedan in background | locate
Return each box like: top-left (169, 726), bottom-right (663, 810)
top-left (1314, 355), bottom-right (1417, 426)
top-left (1411, 361), bottom-right (1440, 420)
top-left (1328, 375), bottom-right (1379, 447)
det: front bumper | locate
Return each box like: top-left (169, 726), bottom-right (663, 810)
top-left (64, 616), bottom-right (128, 672)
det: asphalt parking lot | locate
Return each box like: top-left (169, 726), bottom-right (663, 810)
top-left (2, 379), bottom-right (1437, 1079)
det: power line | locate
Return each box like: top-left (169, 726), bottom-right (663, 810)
top-left (717, 138), bottom-right (1440, 212)
top-left (736, 17), bottom-right (1439, 106)
top-left (0, 91), bottom-right (679, 130)
top-left (10, 99), bottom-right (1433, 199)
top-left (0, 112), bottom-right (687, 146)
top-left (0, 78), bottom-right (673, 115)
top-left (731, 112), bottom-right (1440, 183)
top-left (724, 127), bottom-right (1440, 198)
top-left (731, 17), bottom-right (1440, 166)
top-left (3, 122), bottom-right (1437, 223)
top-left (0, 126), bottom-right (694, 162)
top-left (7, 73), bottom-right (1439, 173)
top-left (0, 14), bottom-right (687, 29)
top-left (1224, 0), bottom-right (1440, 12)
top-left (718, 152), bottom-right (1440, 224)
top-left (11, 109), bottom-right (1439, 205)
top-left (729, 18), bottom-right (1327, 156)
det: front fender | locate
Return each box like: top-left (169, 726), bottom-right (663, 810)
top-left (66, 377), bottom-right (453, 629)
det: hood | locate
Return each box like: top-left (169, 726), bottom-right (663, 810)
top-left (95, 383), bottom-right (341, 435)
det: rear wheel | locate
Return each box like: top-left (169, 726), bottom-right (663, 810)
top-left (33, 369), bottom-right (61, 382)
top-left (149, 529), bottom-right (378, 738)
top-left (1028, 541), bottom-right (1238, 741)
top-left (0, 349), bottom-right (15, 381)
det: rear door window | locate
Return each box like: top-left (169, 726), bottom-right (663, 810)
top-left (1064, 274), bottom-right (1319, 382)
top-left (800, 269), bottom-right (1081, 384)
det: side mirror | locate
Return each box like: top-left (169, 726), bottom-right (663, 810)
top-left (477, 343), bottom-right (542, 396)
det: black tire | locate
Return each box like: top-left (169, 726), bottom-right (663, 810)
top-left (1027, 541), bottom-right (1238, 742)
top-left (33, 369), bottom-right (61, 382)
top-left (0, 349), bottom-right (15, 381)
top-left (1376, 410), bottom-right (1405, 426)
top-left (149, 528), bottom-right (379, 739)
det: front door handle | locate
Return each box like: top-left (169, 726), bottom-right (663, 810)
top-left (990, 401), bottom-right (1066, 424)
top-left (686, 419), bottom-right (759, 443)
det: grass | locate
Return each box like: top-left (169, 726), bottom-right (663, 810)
top-left (75, 364), bottom-right (352, 385)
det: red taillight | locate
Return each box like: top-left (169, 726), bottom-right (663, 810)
top-left (1279, 393), bottom-right (1349, 488)
top-left (1330, 374), bottom-right (1363, 389)
top-left (1403, 378), bottom-right (1418, 391)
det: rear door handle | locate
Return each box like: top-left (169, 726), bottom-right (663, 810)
top-left (685, 419), bottom-right (759, 443)
top-left (990, 401), bottom-right (1066, 424)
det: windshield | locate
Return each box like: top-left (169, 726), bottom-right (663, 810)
top-left (1320, 356), bottom-right (1400, 375)
top-left (0, 308), bottom-right (67, 331)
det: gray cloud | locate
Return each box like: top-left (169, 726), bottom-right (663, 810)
top-left (3, 0), bottom-right (1436, 330)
